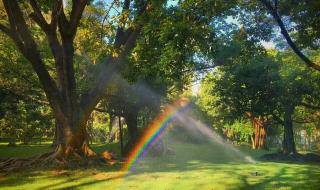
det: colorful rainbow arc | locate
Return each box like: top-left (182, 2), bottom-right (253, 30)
top-left (121, 98), bottom-right (191, 173)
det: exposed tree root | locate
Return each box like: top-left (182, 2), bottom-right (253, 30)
top-left (0, 151), bottom-right (55, 173)
top-left (82, 142), bottom-right (97, 157)
top-left (0, 143), bottom-right (104, 174)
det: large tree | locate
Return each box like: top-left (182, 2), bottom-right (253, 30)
top-left (0, 0), bottom-right (233, 162)
top-left (0, 0), bottom-right (150, 159)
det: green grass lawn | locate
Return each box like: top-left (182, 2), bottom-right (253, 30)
top-left (0, 141), bottom-right (319, 190)
top-left (0, 142), bottom-right (121, 160)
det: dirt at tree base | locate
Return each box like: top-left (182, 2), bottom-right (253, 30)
top-left (260, 152), bottom-right (320, 163)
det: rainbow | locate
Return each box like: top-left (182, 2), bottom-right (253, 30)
top-left (121, 97), bottom-right (191, 173)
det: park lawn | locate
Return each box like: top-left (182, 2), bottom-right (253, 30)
top-left (0, 142), bottom-right (53, 159)
top-left (0, 142), bottom-right (121, 160)
top-left (0, 142), bottom-right (320, 190)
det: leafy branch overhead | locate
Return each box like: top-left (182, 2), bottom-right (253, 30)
top-left (259, 0), bottom-right (320, 71)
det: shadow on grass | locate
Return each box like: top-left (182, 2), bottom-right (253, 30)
top-left (122, 141), bottom-right (320, 190)
top-left (0, 162), bottom-right (124, 190)
top-left (0, 142), bottom-right (319, 190)
top-left (236, 164), bottom-right (320, 190)
top-left (0, 143), bottom-right (123, 189)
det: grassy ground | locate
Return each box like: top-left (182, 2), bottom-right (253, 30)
top-left (0, 142), bottom-right (121, 159)
top-left (0, 141), bottom-right (319, 190)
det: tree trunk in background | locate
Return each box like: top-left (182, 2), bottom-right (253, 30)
top-left (259, 122), bottom-right (267, 149)
top-left (124, 111), bottom-right (139, 154)
top-left (251, 117), bottom-right (267, 149)
top-left (7, 138), bottom-right (16, 147)
top-left (118, 116), bottom-right (124, 156)
top-left (283, 108), bottom-right (296, 154)
top-left (109, 114), bottom-right (115, 143)
top-left (126, 111), bottom-right (138, 141)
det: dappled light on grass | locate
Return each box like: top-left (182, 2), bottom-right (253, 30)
top-left (110, 161), bottom-right (320, 190)
top-left (121, 97), bottom-right (255, 177)
top-left (117, 111), bottom-right (259, 189)
top-left (0, 143), bottom-right (319, 189)
top-left (114, 105), bottom-right (319, 189)
top-left (0, 143), bottom-right (52, 160)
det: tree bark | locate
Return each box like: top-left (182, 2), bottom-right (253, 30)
top-left (118, 116), bottom-right (124, 156)
top-left (123, 110), bottom-right (139, 154)
top-left (52, 119), bottom-right (64, 147)
top-left (54, 119), bottom-right (96, 158)
top-left (126, 112), bottom-right (138, 142)
top-left (108, 114), bottom-right (115, 143)
top-left (283, 108), bottom-right (297, 154)
top-left (251, 116), bottom-right (267, 149)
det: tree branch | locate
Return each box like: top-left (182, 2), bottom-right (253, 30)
top-left (300, 102), bottom-right (320, 110)
top-left (28, 0), bottom-right (65, 91)
top-left (292, 119), bottom-right (313, 124)
top-left (272, 113), bottom-right (284, 125)
top-left (114, 0), bottom-right (132, 47)
top-left (57, 2), bottom-right (70, 40)
top-left (78, 1), bottom-right (149, 126)
top-left (0, 23), bottom-right (13, 38)
top-left (93, 108), bottom-right (108, 113)
top-left (259, 0), bottom-right (320, 71)
top-left (100, 0), bottom-right (116, 42)
top-left (51, 0), bottom-right (63, 28)
top-left (68, 0), bottom-right (88, 38)
top-left (29, 0), bottom-right (50, 31)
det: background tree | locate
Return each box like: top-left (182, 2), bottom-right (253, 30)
top-left (274, 50), bottom-right (320, 154)
top-left (238, 0), bottom-right (320, 71)
top-left (0, 32), bottom-right (53, 145)
top-left (209, 29), bottom-right (280, 149)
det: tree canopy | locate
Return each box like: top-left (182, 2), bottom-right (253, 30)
top-left (0, 0), bottom-right (319, 171)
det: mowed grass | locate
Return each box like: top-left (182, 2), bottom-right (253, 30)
top-left (0, 142), bottom-right (121, 160)
top-left (0, 141), bottom-right (319, 190)
top-left (0, 142), bottom-right (53, 159)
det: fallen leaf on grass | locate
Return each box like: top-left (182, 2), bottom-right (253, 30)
top-left (0, 174), bottom-right (6, 181)
top-left (51, 169), bottom-right (68, 176)
top-left (94, 172), bottom-right (123, 180)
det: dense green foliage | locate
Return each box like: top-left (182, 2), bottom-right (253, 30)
top-left (0, 0), bottom-right (318, 152)
top-left (0, 33), bottom-right (53, 144)
top-left (0, 3), bottom-right (320, 189)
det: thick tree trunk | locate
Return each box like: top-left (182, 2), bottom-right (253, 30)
top-left (0, 114), bottom-right (96, 172)
top-left (52, 119), bottom-right (64, 147)
top-left (283, 108), bottom-right (296, 154)
top-left (50, 111), bottom-right (97, 159)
